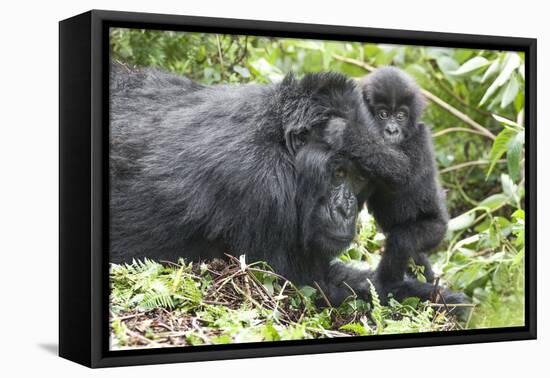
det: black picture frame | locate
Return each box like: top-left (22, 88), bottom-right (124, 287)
top-left (59, 9), bottom-right (537, 368)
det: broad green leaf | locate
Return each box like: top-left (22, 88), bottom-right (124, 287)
top-left (492, 265), bottom-right (509, 291)
top-left (436, 56), bottom-right (460, 74)
top-left (478, 194), bottom-right (508, 210)
top-left (349, 247), bottom-right (362, 260)
top-left (249, 58), bottom-right (284, 82)
top-left (494, 53), bottom-right (522, 87)
top-left (460, 265), bottom-right (486, 287)
top-left (481, 59), bottom-right (501, 83)
top-left (480, 53), bottom-right (521, 105)
top-left (294, 40), bottom-right (324, 50)
top-left (507, 131), bottom-right (525, 181)
top-left (501, 74), bottom-right (520, 108)
top-left (210, 334), bottom-right (232, 344)
top-left (401, 297), bottom-right (421, 308)
top-left (486, 128), bottom-right (517, 178)
top-left (454, 234), bottom-right (482, 250)
top-left (475, 218), bottom-right (491, 233)
top-left (261, 276), bottom-right (275, 295)
top-left (424, 47), bottom-right (453, 59)
top-left (512, 209), bottom-right (525, 221)
top-left (501, 174), bottom-right (520, 204)
top-left (299, 285), bottom-right (317, 300)
top-left (233, 65), bottom-right (250, 78)
top-left (454, 49), bottom-right (474, 63)
top-left (450, 56), bottom-right (490, 76)
top-left (364, 44), bottom-right (381, 57)
top-left (340, 322), bottom-right (368, 336)
top-left (479, 77), bottom-right (501, 106)
top-left (492, 114), bottom-right (522, 129)
top-left (262, 323), bottom-right (281, 341)
top-left (448, 211), bottom-right (476, 232)
top-left (375, 45), bottom-right (400, 66)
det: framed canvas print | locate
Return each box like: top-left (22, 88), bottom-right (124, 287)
top-left (59, 10), bottom-right (537, 368)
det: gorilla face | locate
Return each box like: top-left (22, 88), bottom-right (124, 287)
top-left (373, 104), bottom-right (411, 144)
top-left (295, 144), bottom-right (366, 258)
top-left (318, 159), bottom-right (362, 247)
top-left (360, 66), bottom-right (426, 145)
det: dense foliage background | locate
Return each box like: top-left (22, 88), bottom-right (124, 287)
top-left (109, 28), bottom-right (525, 349)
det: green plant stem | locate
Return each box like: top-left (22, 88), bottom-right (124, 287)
top-left (440, 159), bottom-right (505, 174)
top-left (433, 127), bottom-right (490, 138)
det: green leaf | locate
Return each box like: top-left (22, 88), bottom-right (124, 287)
top-left (401, 297), bottom-right (421, 308)
top-left (448, 211), bottom-right (476, 232)
top-left (299, 285), bottom-right (317, 300)
top-left (501, 174), bottom-right (519, 204)
top-left (492, 114), bottom-right (522, 129)
top-left (340, 322), bottom-right (368, 336)
top-left (486, 128), bottom-right (517, 178)
top-left (233, 65), bottom-right (250, 78)
top-left (500, 74), bottom-right (520, 108)
top-left (512, 209), bottom-right (525, 221)
top-left (460, 264), bottom-right (486, 287)
top-left (480, 53), bottom-right (521, 106)
top-left (495, 53), bottom-right (522, 87)
top-left (450, 56), bottom-right (490, 76)
top-left (436, 56), bottom-right (460, 74)
top-left (347, 247), bottom-right (362, 261)
top-left (492, 265), bottom-right (509, 291)
top-left (507, 131), bottom-right (525, 181)
top-left (479, 77), bottom-right (501, 106)
top-left (454, 234), bottom-right (482, 250)
top-left (481, 59), bottom-right (501, 83)
top-left (294, 40), bottom-right (324, 50)
top-left (478, 194), bottom-right (509, 210)
top-left (425, 47), bottom-right (452, 60)
top-left (262, 322), bottom-right (281, 341)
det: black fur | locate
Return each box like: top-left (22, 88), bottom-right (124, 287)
top-left (358, 66), bottom-right (449, 284)
top-left (109, 63), bottom-right (464, 308)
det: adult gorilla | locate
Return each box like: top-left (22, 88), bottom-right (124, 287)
top-left (110, 63), bottom-right (465, 306)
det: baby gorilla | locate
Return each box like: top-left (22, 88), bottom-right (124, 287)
top-left (294, 143), bottom-right (464, 308)
top-left (359, 66), bottom-right (449, 284)
top-left (293, 143), bottom-right (453, 306)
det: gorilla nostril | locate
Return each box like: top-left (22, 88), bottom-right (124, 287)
top-left (336, 202), bottom-right (354, 219)
top-left (338, 207), bottom-right (348, 218)
top-left (333, 202), bottom-right (345, 217)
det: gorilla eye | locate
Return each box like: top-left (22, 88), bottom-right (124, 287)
top-left (396, 111), bottom-right (408, 121)
top-left (378, 109), bottom-right (389, 120)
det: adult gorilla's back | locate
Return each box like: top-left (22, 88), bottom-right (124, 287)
top-left (109, 63), bottom-right (363, 281)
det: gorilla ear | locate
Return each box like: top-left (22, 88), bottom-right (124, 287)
top-left (322, 118), bottom-right (347, 151)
